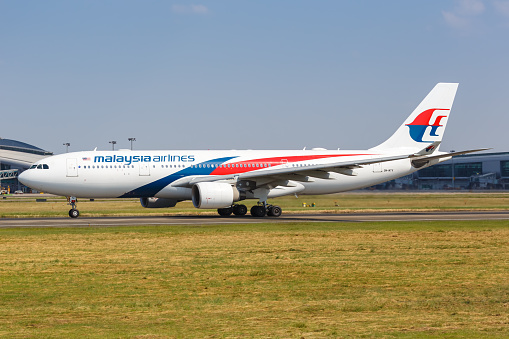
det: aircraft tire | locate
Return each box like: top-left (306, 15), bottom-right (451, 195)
top-left (269, 205), bottom-right (282, 217)
top-left (217, 207), bottom-right (233, 216)
top-left (250, 205), bottom-right (266, 217)
top-left (69, 209), bottom-right (80, 218)
top-left (232, 204), bottom-right (247, 216)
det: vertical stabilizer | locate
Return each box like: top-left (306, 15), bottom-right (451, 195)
top-left (370, 83), bottom-right (459, 152)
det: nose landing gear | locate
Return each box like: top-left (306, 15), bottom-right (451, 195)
top-left (67, 196), bottom-right (79, 218)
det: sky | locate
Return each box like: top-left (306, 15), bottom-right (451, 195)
top-left (1, 0), bottom-right (508, 154)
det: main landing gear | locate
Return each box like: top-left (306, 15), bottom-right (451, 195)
top-left (217, 204), bottom-right (248, 216)
top-left (217, 203), bottom-right (282, 217)
top-left (67, 196), bottom-right (79, 218)
top-left (251, 204), bottom-right (282, 217)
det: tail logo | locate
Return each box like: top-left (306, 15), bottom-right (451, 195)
top-left (406, 108), bottom-right (449, 142)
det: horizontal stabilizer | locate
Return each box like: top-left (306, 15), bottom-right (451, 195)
top-left (411, 148), bottom-right (490, 168)
top-left (414, 142), bottom-right (441, 156)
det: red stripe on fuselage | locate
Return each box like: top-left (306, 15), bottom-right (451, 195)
top-left (209, 154), bottom-right (372, 175)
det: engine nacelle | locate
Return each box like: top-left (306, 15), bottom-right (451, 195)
top-left (140, 197), bottom-right (178, 208)
top-left (192, 182), bottom-right (239, 209)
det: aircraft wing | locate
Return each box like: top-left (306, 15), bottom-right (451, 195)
top-left (172, 148), bottom-right (490, 189)
top-left (171, 153), bottom-right (411, 187)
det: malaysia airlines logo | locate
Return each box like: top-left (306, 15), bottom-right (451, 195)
top-left (425, 144), bottom-right (436, 153)
top-left (406, 108), bottom-right (449, 142)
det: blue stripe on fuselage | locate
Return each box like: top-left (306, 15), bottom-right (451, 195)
top-left (119, 157), bottom-right (236, 198)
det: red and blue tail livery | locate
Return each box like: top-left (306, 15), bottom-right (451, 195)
top-left (19, 83), bottom-right (487, 218)
top-left (406, 108), bottom-right (449, 142)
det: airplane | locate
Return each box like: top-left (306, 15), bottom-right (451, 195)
top-left (19, 83), bottom-right (486, 218)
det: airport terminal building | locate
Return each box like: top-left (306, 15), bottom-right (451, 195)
top-left (394, 152), bottom-right (509, 190)
top-left (0, 138), bottom-right (52, 193)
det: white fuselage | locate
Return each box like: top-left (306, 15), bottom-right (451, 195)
top-left (19, 149), bottom-right (421, 200)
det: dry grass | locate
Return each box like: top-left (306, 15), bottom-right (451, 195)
top-left (0, 221), bottom-right (508, 337)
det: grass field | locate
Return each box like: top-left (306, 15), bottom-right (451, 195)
top-left (1, 220), bottom-right (508, 337)
top-left (1, 192), bottom-right (509, 218)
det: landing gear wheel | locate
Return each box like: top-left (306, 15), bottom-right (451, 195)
top-left (69, 209), bottom-right (80, 218)
top-left (250, 205), bottom-right (266, 217)
top-left (217, 207), bottom-right (233, 216)
top-left (232, 204), bottom-right (248, 216)
top-left (67, 196), bottom-right (79, 218)
top-left (267, 205), bottom-right (282, 217)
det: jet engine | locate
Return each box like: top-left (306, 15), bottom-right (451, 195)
top-left (191, 182), bottom-right (241, 209)
top-left (140, 197), bottom-right (178, 208)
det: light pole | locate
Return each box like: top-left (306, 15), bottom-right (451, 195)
top-left (450, 150), bottom-right (455, 189)
top-left (128, 138), bottom-right (136, 150)
top-left (63, 143), bottom-right (70, 153)
top-left (109, 141), bottom-right (117, 150)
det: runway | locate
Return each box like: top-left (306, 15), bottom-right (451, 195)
top-left (0, 211), bottom-right (508, 228)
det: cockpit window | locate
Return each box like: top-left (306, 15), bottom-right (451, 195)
top-left (43, 164), bottom-right (49, 169)
top-left (30, 165), bottom-right (37, 169)
top-left (37, 164), bottom-right (43, 169)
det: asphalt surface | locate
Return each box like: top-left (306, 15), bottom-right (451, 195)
top-left (0, 211), bottom-right (508, 228)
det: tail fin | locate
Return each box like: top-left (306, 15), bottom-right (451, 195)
top-left (370, 83), bottom-right (459, 152)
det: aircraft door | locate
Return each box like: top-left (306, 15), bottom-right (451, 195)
top-left (139, 163), bottom-right (150, 176)
top-left (66, 158), bottom-right (78, 177)
top-left (372, 157), bottom-right (383, 173)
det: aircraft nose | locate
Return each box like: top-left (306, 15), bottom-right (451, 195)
top-left (18, 170), bottom-right (34, 187)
